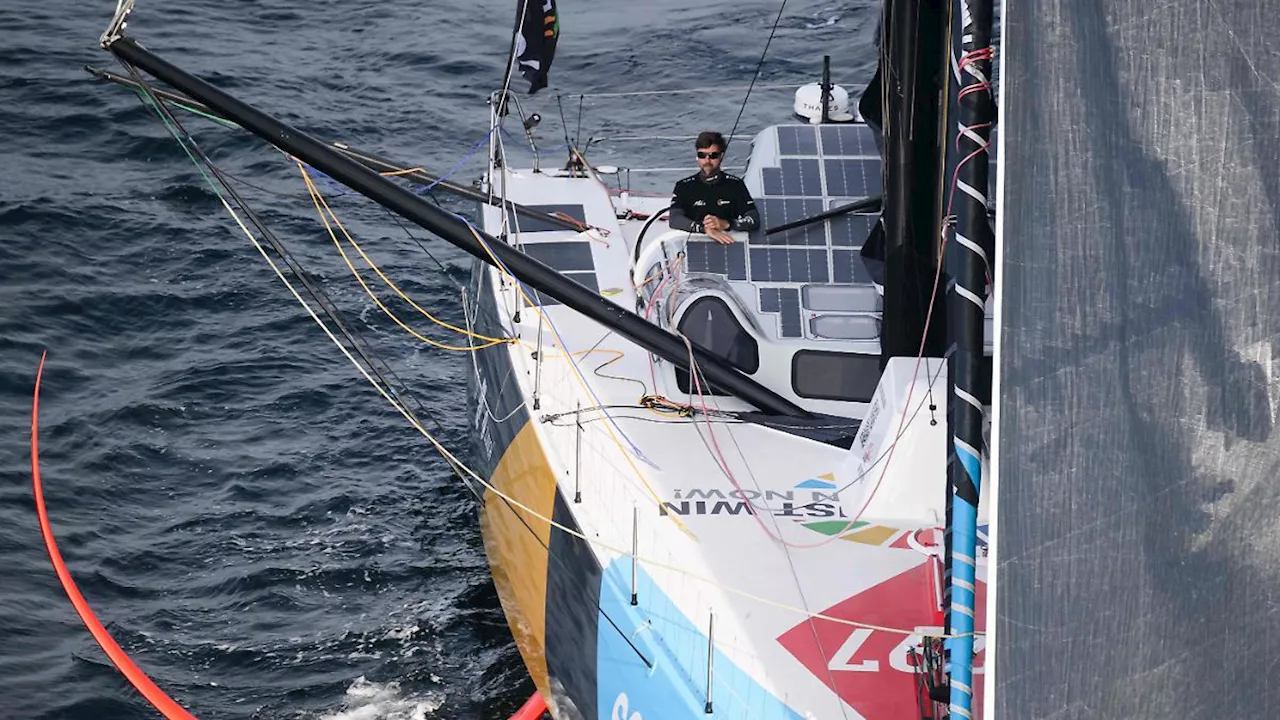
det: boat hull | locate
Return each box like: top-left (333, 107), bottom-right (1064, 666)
top-left (464, 262), bottom-right (811, 720)
top-left (467, 261), bottom-right (606, 719)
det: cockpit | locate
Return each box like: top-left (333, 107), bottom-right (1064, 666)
top-left (623, 123), bottom-right (994, 416)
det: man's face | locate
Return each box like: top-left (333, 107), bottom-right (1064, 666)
top-left (696, 145), bottom-right (724, 175)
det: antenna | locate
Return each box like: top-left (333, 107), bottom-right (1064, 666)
top-left (821, 55), bottom-right (832, 124)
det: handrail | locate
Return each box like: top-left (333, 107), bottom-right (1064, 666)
top-left (632, 228), bottom-right (688, 289)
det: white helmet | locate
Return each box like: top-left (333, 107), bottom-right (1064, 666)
top-left (793, 82), bottom-right (857, 124)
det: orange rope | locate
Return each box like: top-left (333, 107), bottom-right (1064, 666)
top-left (509, 692), bottom-right (547, 720)
top-left (29, 351), bottom-right (198, 720)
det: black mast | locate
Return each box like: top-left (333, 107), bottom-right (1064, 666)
top-left (944, 0), bottom-right (994, 715)
top-left (870, 0), bottom-right (951, 366)
top-left (102, 35), bottom-right (810, 419)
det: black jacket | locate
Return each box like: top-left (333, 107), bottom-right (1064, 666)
top-left (668, 170), bottom-right (760, 234)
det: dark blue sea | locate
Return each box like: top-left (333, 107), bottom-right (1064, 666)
top-left (0, 1), bottom-right (881, 717)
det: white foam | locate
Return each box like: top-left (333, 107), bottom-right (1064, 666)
top-left (317, 676), bottom-right (444, 720)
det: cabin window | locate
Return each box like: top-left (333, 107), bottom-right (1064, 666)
top-left (791, 350), bottom-right (881, 402)
top-left (675, 296), bottom-right (759, 395)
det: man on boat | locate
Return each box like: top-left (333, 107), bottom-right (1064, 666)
top-left (668, 131), bottom-right (759, 244)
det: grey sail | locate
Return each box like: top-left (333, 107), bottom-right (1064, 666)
top-left (998, 2), bottom-right (1280, 717)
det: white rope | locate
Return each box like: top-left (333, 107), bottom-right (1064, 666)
top-left (500, 0), bottom-right (533, 103)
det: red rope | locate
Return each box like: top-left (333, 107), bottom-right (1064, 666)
top-left (509, 692), bottom-right (547, 719)
top-left (29, 351), bottom-right (199, 720)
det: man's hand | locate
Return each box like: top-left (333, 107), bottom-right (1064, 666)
top-left (708, 229), bottom-right (735, 244)
top-left (701, 215), bottom-right (734, 244)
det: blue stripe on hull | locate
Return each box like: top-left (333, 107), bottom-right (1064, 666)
top-left (595, 560), bottom-right (806, 720)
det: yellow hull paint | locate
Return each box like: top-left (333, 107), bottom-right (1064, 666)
top-left (479, 419), bottom-right (558, 704)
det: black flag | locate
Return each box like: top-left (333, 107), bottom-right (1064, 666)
top-left (515, 0), bottom-right (559, 94)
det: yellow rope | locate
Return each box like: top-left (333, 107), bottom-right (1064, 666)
top-left (297, 162), bottom-right (510, 352)
top-left (295, 158), bottom-right (682, 533)
top-left (301, 163), bottom-right (508, 343)
top-left (378, 167), bottom-right (426, 177)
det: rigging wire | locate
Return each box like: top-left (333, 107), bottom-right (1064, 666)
top-left (573, 83), bottom-right (803, 99)
top-left (634, 247), bottom-right (950, 531)
top-left (117, 56), bottom-right (743, 621)
top-left (676, 340), bottom-right (851, 715)
top-left (727, 0), bottom-right (790, 149)
top-left (117, 58), bottom-right (469, 481)
top-left (296, 161), bottom-right (511, 351)
top-left (554, 95), bottom-right (574, 165)
top-left (499, 0), bottom-right (534, 109)
top-left (469, 135), bottom-right (961, 553)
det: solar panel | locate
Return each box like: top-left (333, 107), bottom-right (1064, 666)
top-left (522, 240), bottom-right (596, 272)
top-left (762, 168), bottom-right (785, 195)
top-left (755, 198), bottom-right (827, 246)
top-left (749, 247), bottom-right (830, 284)
top-left (684, 241), bottom-right (747, 281)
top-left (515, 204), bottom-right (588, 233)
top-left (759, 287), bottom-right (781, 313)
top-left (832, 249), bottom-right (874, 284)
top-left (828, 212), bottom-right (876, 248)
top-left (761, 158), bottom-right (823, 196)
top-left (824, 159), bottom-right (881, 198)
top-left (684, 122), bottom-right (890, 324)
top-left (819, 124), bottom-right (878, 157)
top-left (777, 125), bottom-right (819, 155)
top-left (779, 288), bottom-right (802, 337)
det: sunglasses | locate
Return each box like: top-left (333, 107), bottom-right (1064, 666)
top-left (696, 151), bottom-right (723, 159)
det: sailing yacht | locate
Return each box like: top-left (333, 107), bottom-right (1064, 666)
top-left (463, 3), bottom-right (996, 719)
top-left (89, 0), bottom-right (997, 716)
top-left (466, 94), bottom-right (994, 720)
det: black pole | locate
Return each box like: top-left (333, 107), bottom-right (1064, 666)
top-left (878, 0), bottom-right (949, 369)
top-left (765, 195), bottom-right (882, 236)
top-left (821, 55), bottom-right (832, 124)
top-left (84, 65), bottom-right (586, 234)
top-left (104, 36), bottom-right (810, 418)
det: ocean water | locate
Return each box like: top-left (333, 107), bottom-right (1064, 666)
top-left (0, 1), bottom-right (881, 718)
